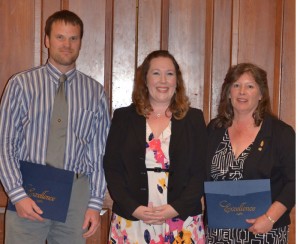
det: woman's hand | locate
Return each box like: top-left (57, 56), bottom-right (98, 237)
top-left (247, 201), bottom-right (287, 235)
top-left (145, 204), bottom-right (179, 225)
top-left (132, 204), bottom-right (179, 225)
top-left (132, 205), bottom-right (160, 223)
top-left (247, 214), bottom-right (274, 235)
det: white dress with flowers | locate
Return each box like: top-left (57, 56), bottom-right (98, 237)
top-left (109, 122), bottom-right (205, 244)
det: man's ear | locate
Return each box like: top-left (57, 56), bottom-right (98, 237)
top-left (44, 35), bottom-right (49, 48)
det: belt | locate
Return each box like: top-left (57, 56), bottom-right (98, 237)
top-left (146, 167), bottom-right (169, 173)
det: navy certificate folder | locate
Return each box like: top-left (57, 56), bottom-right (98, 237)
top-left (7, 160), bottom-right (74, 223)
top-left (204, 179), bottom-right (271, 229)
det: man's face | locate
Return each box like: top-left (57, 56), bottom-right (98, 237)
top-left (45, 20), bottom-right (82, 73)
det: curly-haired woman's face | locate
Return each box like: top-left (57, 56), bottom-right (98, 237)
top-left (146, 57), bottom-right (177, 107)
top-left (229, 72), bottom-right (262, 115)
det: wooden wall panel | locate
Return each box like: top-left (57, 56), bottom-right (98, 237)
top-left (237, 0), bottom-right (277, 107)
top-left (231, 0), bottom-right (239, 65)
top-left (0, 0), bottom-right (36, 241)
top-left (0, 0), bottom-right (36, 212)
top-left (0, 212), bottom-right (4, 244)
top-left (137, 0), bottom-right (161, 66)
top-left (0, 0), bottom-right (35, 98)
top-left (280, 0), bottom-right (295, 128)
top-left (0, 186), bottom-right (6, 208)
top-left (160, 0), bottom-right (170, 50)
top-left (111, 0), bottom-right (137, 111)
top-left (272, 0), bottom-right (284, 116)
top-left (280, 0), bottom-right (296, 242)
top-left (210, 0), bottom-right (232, 119)
top-left (33, 0), bottom-right (43, 67)
top-left (169, 0), bottom-right (207, 110)
top-left (70, 0), bottom-right (106, 84)
top-left (103, 0), bottom-right (114, 107)
top-left (41, 0), bottom-right (61, 65)
top-left (202, 0), bottom-right (213, 123)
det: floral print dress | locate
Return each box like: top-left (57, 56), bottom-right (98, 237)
top-left (109, 122), bottom-right (205, 244)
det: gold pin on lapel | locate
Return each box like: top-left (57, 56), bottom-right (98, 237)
top-left (258, 140), bottom-right (264, 151)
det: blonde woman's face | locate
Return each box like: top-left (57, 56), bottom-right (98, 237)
top-left (146, 57), bottom-right (177, 107)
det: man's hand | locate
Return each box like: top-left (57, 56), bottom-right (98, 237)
top-left (82, 208), bottom-right (100, 238)
top-left (15, 197), bottom-right (44, 221)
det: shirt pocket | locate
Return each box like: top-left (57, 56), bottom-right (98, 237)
top-left (72, 108), bottom-right (96, 145)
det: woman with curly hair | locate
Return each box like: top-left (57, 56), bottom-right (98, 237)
top-left (205, 63), bottom-right (295, 243)
top-left (104, 50), bottom-right (207, 243)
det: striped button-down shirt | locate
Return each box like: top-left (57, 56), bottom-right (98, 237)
top-left (0, 62), bottom-right (110, 211)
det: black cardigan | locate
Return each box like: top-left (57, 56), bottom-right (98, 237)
top-left (205, 114), bottom-right (295, 228)
top-left (104, 104), bottom-right (207, 220)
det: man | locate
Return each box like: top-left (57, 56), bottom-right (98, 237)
top-left (0, 10), bottom-right (110, 243)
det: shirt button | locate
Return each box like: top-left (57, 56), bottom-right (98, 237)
top-left (57, 118), bottom-right (61, 123)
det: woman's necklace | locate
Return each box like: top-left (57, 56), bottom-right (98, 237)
top-left (153, 109), bottom-right (171, 119)
top-left (155, 112), bottom-right (162, 118)
top-left (151, 107), bottom-right (170, 119)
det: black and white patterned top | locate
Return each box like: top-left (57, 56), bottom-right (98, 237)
top-left (206, 130), bottom-right (289, 244)
top-left (211, 130), bottom-right (252, 181)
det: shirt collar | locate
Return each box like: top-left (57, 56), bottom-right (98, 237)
top-left (46, 61), bottom-right (76, 84)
